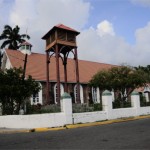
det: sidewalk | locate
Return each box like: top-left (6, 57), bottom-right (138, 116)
top-left (0, 115), bottom-right (150, 134)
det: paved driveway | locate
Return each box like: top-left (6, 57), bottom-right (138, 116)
top-left (0, 118), bottom-right (150, 149)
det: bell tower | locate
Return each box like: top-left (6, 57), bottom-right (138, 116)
top-left (42, 24), bottom-right (80, 104)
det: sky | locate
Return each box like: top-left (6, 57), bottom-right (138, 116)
top-left (0, 0), bottom-right (150, 66)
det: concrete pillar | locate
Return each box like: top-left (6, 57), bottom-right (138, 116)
top-left (102, 90), bottom-right (112, 119)
top-left (61, 92), bottom-right (72, 125)
top-left (131, 91), bottom-right (140, 116)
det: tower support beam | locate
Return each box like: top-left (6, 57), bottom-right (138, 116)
top-left (74, 48), bottom-right (80, 103)
top-left (55, 44), bottom-right (61, 103)
top-left (46, 51), bottom-right (50, 104)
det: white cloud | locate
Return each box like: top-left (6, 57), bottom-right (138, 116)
top-left (8, 0), bottom-right (91, 53)
top-left (131, 0), bottom-right (150, 7)
top-left (77, 23), bottom-right (132, 66)
top-left (96, 20), bottom-right (115, 37)
top-left (135, 22), bottom-right (150, 48)
top-left (9, 0), bottom-right (90, 30)
top-left (77, 20), bottom-right (150, 66)
top-left (1, 0), bottom-right (150, 66)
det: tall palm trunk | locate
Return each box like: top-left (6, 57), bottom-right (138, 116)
top-left (0, 51), bottom-right (2, 69)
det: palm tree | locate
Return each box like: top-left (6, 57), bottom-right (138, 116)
top-left (0, 25), bottom-right (30, 50)
top-left (0, 50), bottom-right (3, 69)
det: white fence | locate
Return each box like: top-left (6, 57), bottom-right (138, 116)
top-left (0, 91), bottom-right (150, 129)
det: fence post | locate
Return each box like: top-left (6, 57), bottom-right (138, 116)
top-left (61, 92), bottom-right (73, 125)
top-left (131, 91), bottom-right (140, 116)
top-left (102, 90), bottom-right (112, 120)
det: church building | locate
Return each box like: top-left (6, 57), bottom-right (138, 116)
top-left (1, 24), bottom-right (117, 105)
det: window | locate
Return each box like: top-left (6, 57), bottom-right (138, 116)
top-left (92, 87), bottom-right (100, 103)
top-left (32, 92), bottom-right (39, 104)
top-left (26, 45), bottom-right (30, 50)
top-left (92, 87), bottom-right (97, 103)
top-left (54, 83), bottom-right (64, 104)
top-left (74, 84), bottom-right (84, 103)
top-left (31, 82), bottom-right (42, 105)
top-left (21, 45), bottom-right (25, 50)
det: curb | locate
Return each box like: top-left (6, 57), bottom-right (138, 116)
top-left (0, 129), bottom-right (30, 134)
top-left (0, 115), bottom-right (150, 134)
top-left (32, 127), bottom-right (66, 132)
top-left (66, 115), bottom-right (150, 129)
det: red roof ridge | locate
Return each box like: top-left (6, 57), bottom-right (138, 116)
top-left (5, 49), bottom-right (117, 66)
top-left (42, 23), bottom-right (80, 39)
top-left (55, 23), bottom-right (78, 32)
top-left (76, 58), bottom-right (118, 66)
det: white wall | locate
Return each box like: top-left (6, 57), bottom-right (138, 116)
top-left (0, 91), bottom-right (150, 129)
top-left (111, 108), bottom-right (136, 119)
top-left (2, 52), bottom-right (12, 69)
top-left (73, 111), bottom-right (107, 124)
top-left (0, 113), bottom-right (66, 128)
top-left (140, 106), bottom-right (150, 116)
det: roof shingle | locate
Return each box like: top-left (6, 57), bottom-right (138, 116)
top-left (6, 49), bottom-right (116, 83)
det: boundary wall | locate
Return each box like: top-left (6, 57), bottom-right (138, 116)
top-left (0, 91), bottom-right (150, 129)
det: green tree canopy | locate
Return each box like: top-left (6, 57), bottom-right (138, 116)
top-left (89, 66), bottom-right (149, 101)
top-left (134, 65), bottom-right (150, 81)
top-left (0, 67), bottom-right (41, 115)
top-left (0, 25), bottom-right (30, 50)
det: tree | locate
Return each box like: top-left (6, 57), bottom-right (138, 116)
top-left (90, 66), bottom-right (149, 102)
top-left (134, 65), bottom-right (150, 81)
top-left (0, 49), bottom-right (3, 69)
top-left (0, 25), bottom-right (30, 50)
top-left (0, 68), bottom-right (41, 115)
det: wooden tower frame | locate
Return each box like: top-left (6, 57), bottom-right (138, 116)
top-left (42, 24), bottom-right (80, 104)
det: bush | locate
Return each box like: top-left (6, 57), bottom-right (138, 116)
top-left (113, 100), bottom-right (131, 109)
top-left (90, 103), bottom-right (102, 111)
top-left (40, 105), bottom-right (61, 113)
top-left (26, 103), bottom-right (61, 114)
top-left (72, 104), bottom-right (93, 113)
top-left (72, 103), bottom-right (102, 113)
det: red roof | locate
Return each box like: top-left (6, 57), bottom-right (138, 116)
top-left (55, 24), bottom-right (79, 33)
top-left (5, 49), bottom-right (116, 83)
top-left (42, 24), bottom-right (80, 40)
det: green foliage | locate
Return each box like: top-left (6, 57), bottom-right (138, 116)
top-left (0, 68), bottom-right (41, 115)
top-left (72, 104), bottom-right (93, 113)
top-left (134, 65), bottom-right (150, 83)
top-left (0, 51), bottom-right (3, 68)
top-left (26, 103), bottom-right (61, 114)
top-left (90, 66), bottom-right (149, 102)
top-left (0, 25), bottom-right (30, 50)
top-left (113, 100), bottom-right (131, 109)
top-left (72, 103), bottom-right (102, 113)
top-left (90, 103), bottom-right (103, 111)
top-left (89, 70), bottom-right (112, 90)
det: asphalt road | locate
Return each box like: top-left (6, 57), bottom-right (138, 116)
top-left (0, 118), bottom-right (150, 149)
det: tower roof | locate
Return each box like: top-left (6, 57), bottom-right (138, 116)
top-left (20, 41), bottom-right (32, 47)
top-left (42, 24), bottom-right (80, 40)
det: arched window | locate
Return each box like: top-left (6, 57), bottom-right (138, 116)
top-left (92, 87), bottom-right (100, 103)
top-left (74, 84), bottom-right (84, 103)
top-left (31, 82), bottom-right (42, 105)
top-left (54, 83), bottom-right (64, 104)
